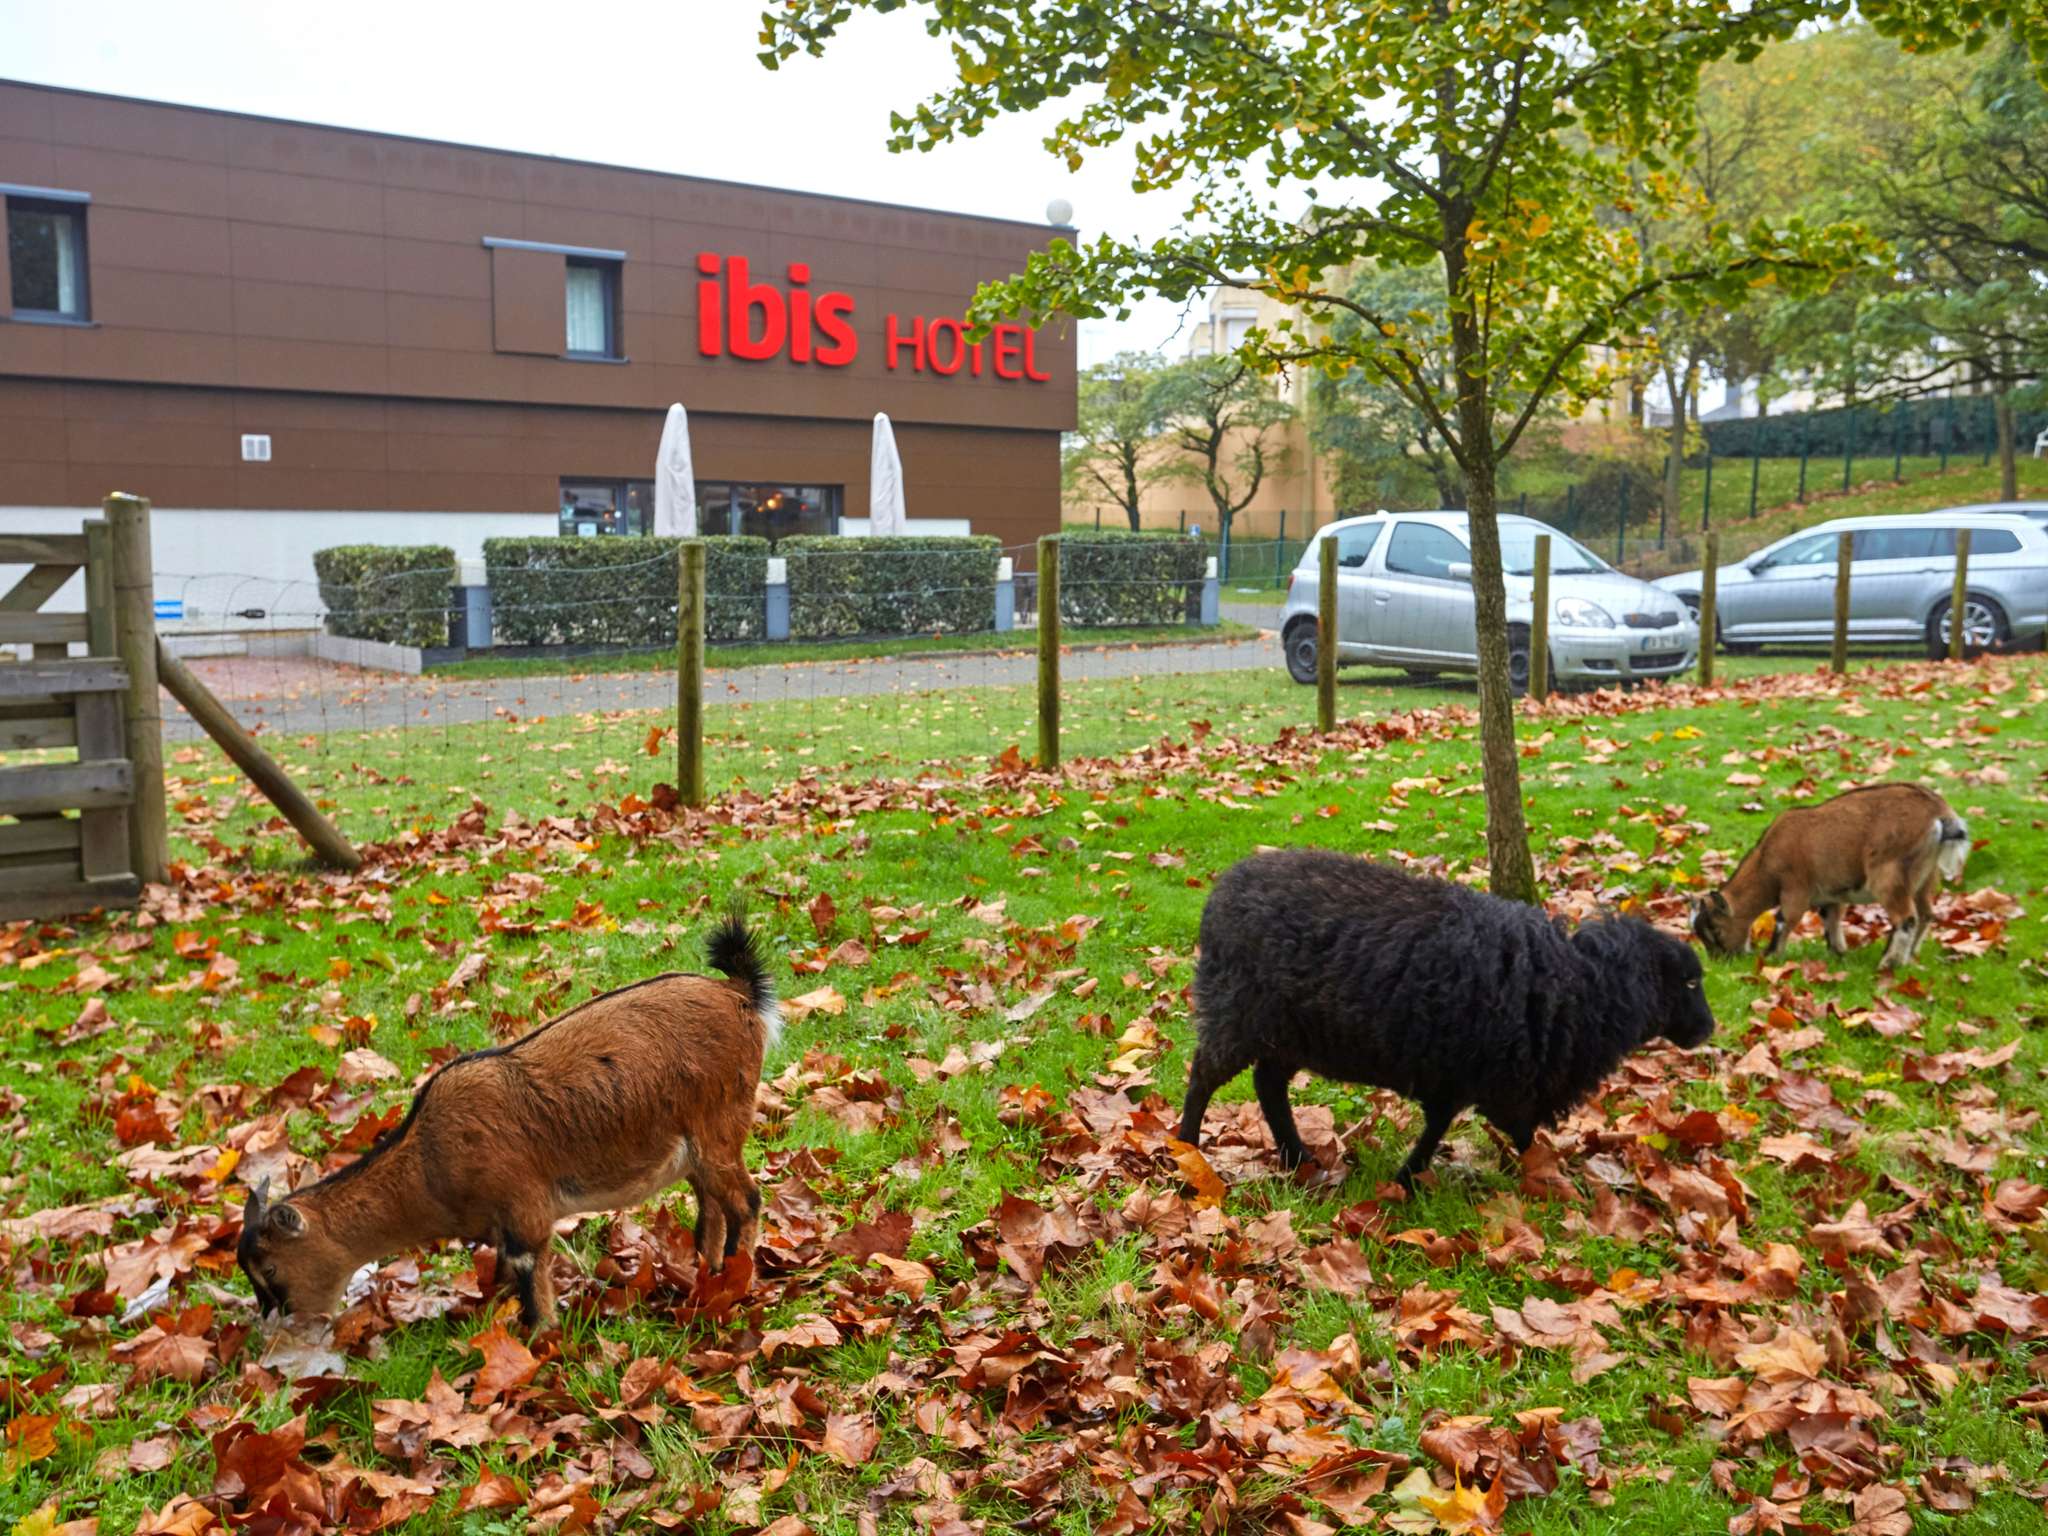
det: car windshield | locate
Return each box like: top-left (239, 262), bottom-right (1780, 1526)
top-left (1499, 524), bottom-right (1608, 576)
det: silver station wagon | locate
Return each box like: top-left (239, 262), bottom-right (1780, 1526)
top-left (1653, 509), bottom-right (2048, 658)
top-left (1282, 511), bottom-right (1699, 690)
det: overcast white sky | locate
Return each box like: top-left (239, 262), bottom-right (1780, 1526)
top-left (0, 0), bottom-right (1207, 366)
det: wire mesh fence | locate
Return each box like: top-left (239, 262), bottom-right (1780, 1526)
top-left (5, 509), bottom-right (2018, 874)
top-left (1157, 395), bottom-right (2048, 593)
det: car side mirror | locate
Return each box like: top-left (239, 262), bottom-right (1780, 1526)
top-left (1745, 555), bottom-right (1771, 573)
top-left (1446, 561), bottom-right (1473, 582)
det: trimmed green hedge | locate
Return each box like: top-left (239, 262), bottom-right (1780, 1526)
top-left (1057, 531), bottom-right (1206, 626)
top-left (482, 537), bottom-right (769, 646)
top-left (780, 536), bottom-right (1000, 639)
top-left (312, 544), bottom-right (456, 646)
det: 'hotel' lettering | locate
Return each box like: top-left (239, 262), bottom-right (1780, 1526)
top-left (694, 252), bottom-right (1047, 382)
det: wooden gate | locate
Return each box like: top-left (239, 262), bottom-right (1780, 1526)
top-left (0, 524), bottom-right (140, 919)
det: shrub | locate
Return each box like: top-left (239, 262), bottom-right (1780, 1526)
top-left (482, 537), bottom-right (769, 647)
top-left (780, 536), bottom-right (1000, 639)
top-left (1057, 531), bottom-right (1206, 626)
top-left (312, 545), bottom-right (457, 647)
top-left (1699, 396), bottom-right (2048, 461)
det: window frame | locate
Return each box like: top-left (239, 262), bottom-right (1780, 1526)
top-left (1852, 526), bottom-right (1946, 561)
top-left (564, 256), bottom-right (622, 361)
top-left (5, 192), bottom-right (91, 324)
top-left (558, 478), bottom-right (654, 537)
top-left (1382, 519), bottom-right (1471, 580)
top-left (1968, 526), bottom-right (2023, 556)
top-left (1329, 522), bottom-right (1384, 569)
top-left (697, 481), bottom-right (843, 544)
top-left (1767, 531), bottom-right (1843, 569)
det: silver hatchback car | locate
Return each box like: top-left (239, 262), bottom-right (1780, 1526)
top-left (1283, 512), bottom-right (1699, 690)
top-left (1653, 509), bottom-right (2048, 658)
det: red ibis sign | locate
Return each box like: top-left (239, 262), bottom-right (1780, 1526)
top-left (694, 253), bottom-right (1053, 382)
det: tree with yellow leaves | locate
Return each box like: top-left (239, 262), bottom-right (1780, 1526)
top-left (761, 0), bottom-right (2045, 902)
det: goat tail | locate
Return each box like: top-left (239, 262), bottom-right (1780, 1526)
top-left (1935, 814), bottom-right (1970, 883)
top-left (708, 902), bottom-right (782, 1053)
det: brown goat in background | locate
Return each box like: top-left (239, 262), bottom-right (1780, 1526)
top-left (1691, 783), bottom-right (1970, 969)
top-left (238, 909), bottom-right (778, 1327)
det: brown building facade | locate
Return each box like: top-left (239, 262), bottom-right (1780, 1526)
top-left (0, 80), bottom-right (1075, 605)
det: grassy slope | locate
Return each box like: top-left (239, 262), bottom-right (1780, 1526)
top-left (426, 622), bottom-right (1256, 682)
top-left (1624, 460), bottom-right (2048, 578)
top-left (4, 658), bottom-right (2046, 1534)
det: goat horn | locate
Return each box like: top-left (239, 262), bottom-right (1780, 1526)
top-left (243, 1178), bottom-right (270, 1223)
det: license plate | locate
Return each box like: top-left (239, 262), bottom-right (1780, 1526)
top-left (1638, 633), bottom-right (1683, 652)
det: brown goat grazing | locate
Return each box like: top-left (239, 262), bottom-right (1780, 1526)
top-left (238, 910), bottom-right (778, 1327)
top-left (1691, 783), bottom-right (1970, 969)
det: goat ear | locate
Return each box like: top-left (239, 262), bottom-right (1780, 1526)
top-left (242, 1179), bottom-right (269, 1227)
top-left (269, 1202), bottom-right (307, 1239)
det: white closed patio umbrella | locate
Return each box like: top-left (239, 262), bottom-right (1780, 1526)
top-left (653, 403), bottom-right (697, 536)
top-left (869, 412), bottom-right (907, 536)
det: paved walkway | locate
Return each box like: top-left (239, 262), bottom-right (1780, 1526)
top-left (167, 631), bottom-right (1284, 739)
top-left (1222, 598), bottom-right (1286, 632)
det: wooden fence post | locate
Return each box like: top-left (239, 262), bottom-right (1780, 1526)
top-left (1316, 533), bottom-right (1337, 731)
top-left (1948, 528), bottom-right (1972, 662)
top-left (1831, 530), bottom-right (1852, 675)
top-left (1698, 531), bottom-right (1719, 687)
top-left (676, 541), bottom-right (705, 808)
top-left (1530, 533), bottom-right (1551, 702)
top-left (156, 644), bottom-right (361, 871)
top-left (105, 493), bottom-right (168, 885)
top-left (1036, 536), bottom-right (1060, 769)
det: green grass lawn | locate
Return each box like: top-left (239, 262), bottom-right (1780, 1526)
top-left (4, 655), bottom-right (2046, 1534)
top-left (145, 650), bottom-right (1910, 859)
top-left (426, 622), bottom-right (1256, 682)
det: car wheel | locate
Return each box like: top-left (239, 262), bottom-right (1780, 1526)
top-left (1284, 620), bottom-right (1320, 685)
top-left (1926, 594), bottom-right (2010, 660)
top-left (1506, 626), bottom-right (1531, 698)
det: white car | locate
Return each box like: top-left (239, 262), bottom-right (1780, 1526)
top-left (1653, 509), bottom-right (2048, 658)
top-left (1283, 511), bottom-right (1698, 690)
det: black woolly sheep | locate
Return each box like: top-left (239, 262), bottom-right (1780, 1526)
top-left (1177, 847), bottom-right (1717, 1189)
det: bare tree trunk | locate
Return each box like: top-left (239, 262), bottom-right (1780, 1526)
top-left (1995, 391), bottom-right (2018, 500)
top-left (1438, 191), bottom-right (1536, 903)
top-left (1661, 363), bottom-right (1687, 533)
top-left (1461, 448), bottom-right (1537, 904)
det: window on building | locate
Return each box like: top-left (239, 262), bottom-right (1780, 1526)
top-left (7, 198), bottom-right (88, 321)
top-left (695, 482), bottom-right (841, 543)
top-left (565, 258), bottom-right (620, 357)
top-left (559, 479), bottom-right (654, 536)
top-left (1383, 520), bottom-right (1469, 580)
